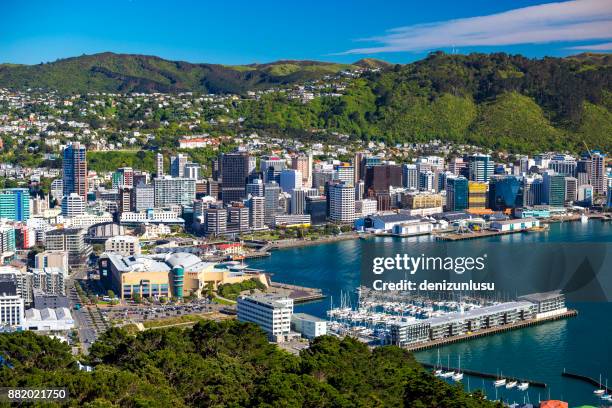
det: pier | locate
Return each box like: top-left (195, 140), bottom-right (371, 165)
top-left (561, 370), bottom-right (612, 394)
top-left (435, 228), bottom-right (544, 241)
top-left (420, 362), bottom-right (547, 388)
top-left (267, 282), bottom-right (326, 304)
top-left (405, 310), bottom-right (577, 351)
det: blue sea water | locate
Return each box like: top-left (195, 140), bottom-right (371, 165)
top-left (248, 221), bottom-right (612, 406)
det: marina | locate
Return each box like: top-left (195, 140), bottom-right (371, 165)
top-left (422, 362), bottom-right (547, 388)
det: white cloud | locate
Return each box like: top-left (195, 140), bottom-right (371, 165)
top-left (341, 0), bottom-right (612, 54)
top-left (567, 41), bottom-right (612, 50)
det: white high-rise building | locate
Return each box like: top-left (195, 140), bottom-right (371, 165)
top-left (329, 183), bottom-right (355, 223)
top-left (153, 177), bottom-right (196, 207)
top-left (0, 274), bottom-right (25, 327)
top-left (61, 193), bottom-right (85, 217)
top-left (237, 294), bottom-right (294, 342)
top-left (156, 153), bottom-right (164, 176)
top-left (248, 196), bottom-right (265, 230)
top-left (334, 164), bottom-right (355, 187)
top-left (402, 164), bottom-right (419, 189)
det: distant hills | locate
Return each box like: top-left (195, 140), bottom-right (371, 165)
top-left (0, 51), bottom-right (610, 152)
top-left (0, 52), bottom-right (376, 94)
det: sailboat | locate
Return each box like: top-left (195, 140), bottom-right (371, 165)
top-left (452, 356), bottom-right (464, 381)
top-left (517, 382), bottom-right (529, 391)
top-left (506, 380), bottom-right (518, 389)
top-left (494, 371), bottom-right (507, 387)
top-left (434, 349), bottom-right (443, 377)
top-left (600, 379), bottom-right (611, 401)
top-left (594, 374), bottom-right (606, 395)
top-left (441, 355), bottom-right (454, 378)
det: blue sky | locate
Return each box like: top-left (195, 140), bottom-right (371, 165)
top-left (1, 0), bottom-right (611, 65)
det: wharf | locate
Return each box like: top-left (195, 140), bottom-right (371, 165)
top-left (436, 229), bottom-right (527, 241)
top-left (420, 362), bottom-right (547, 388)
top-left (561, 370), bottom-right (612, 394)
top-left (267, 282), bottom-right (326, 304)
top-left (406, 310), bottom-right (577, 351)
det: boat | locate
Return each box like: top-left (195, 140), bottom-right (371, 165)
top-left (452, 356), bottom-right (463, 381)
top-left (601, 394), bottom-right (612, 401)
top-left (433, 350), bottom-right (443, 377)
top-left (494, 372), bottom-right (507, 387)
top-left (517, 382), bottom-right (529, 391)
top-left (506, 380), bottom-right (518, 389)
top-left (581, 213), bottom-right (589, 223)
top-left (594, 374), bottom-right (606, 395)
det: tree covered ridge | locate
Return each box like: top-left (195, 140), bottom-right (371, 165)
top-left (237, 52), bottom-right (612, 153)
top-left (0, 320), bottom-right (500, 407)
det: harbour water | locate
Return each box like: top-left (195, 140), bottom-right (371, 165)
top-left (249, 221), bottom-right (612, 406)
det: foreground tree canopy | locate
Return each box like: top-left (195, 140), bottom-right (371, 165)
top-left (0, 320), bottom-right (501, 407)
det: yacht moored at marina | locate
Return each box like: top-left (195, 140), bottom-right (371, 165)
top-left (517, 382), bottom-right (529, 391)
top-left (506, 380), bottom-right (518, 389)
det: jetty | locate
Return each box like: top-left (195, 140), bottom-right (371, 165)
top-left (405, 309), bottom-right (577, 351)
top-left (420, 362), bottom-right (547, 388)
top-left (267, 282), bottom-right (326, 304)
top-left (561, 370), bottom-right (612, 394)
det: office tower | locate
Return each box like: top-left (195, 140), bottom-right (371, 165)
top-left (437, 171), bottom-right (454, 192)
top-left (264, 182), bottom-right (281, 225)
top-left (418, 171), bottom-right (435, 192)
top-left (246, 179), bottom-right (264, 197)
top-left (548, 154), bottom-right (577, 177)
top-left (61, 193), bottom-right (85, 217)
top-left (290, 188), bottom-right (307, 215)
top-left (329, 183), bottom-right (356, 223)
top-left (355, 180), bottom-right (365, 201)
top-left (488, 176), bottom-right (524, 211)
top-left (206, 178), bottom-right (220, 200)
top-left (131, 184), bottom-right (155, 212)
top-left (590, 152), bottom-right (607, 195)
top-left (0, 225), bottom-right (16, 254)
top-left (292, 154), bottom-right (312, 188)
top-left (468, 182), bottom-right (488, 209)
top-left (353, 152), bottom-right (365, 183)
top-left (448, 157), bottom-right (467, 176)
top-left (468, 154), bottom-right (494, 182)
top-left (0, 188), bottom-right (30, 221)
top-left (542, 172), bottom-right (566, 207)
top-left (221, 152), bottom-right (250, 204)
top-left (45, 228), bottom-right (91, 271)
top-left (112, 167), bottom-right (134, 188)
top-left (516, 156), bottom-right (530, 174)
top-left (0, 274), bottom-right (24, 326)
top-left (170, 153), bottom-right (188, 178)
top-left (237, 294), bottom-right (293, 342)
top-left (305, 196), bottom-right (327, 225)
top-left (261, 156), bottom-right (286, 184)
top-left (133, 173), bottom-right (149, 187)
top-left (118, 187), bottom-right (132, 213)
top-left (334, 164), bottom-right (354, 187)
top-left (578, 185), bottom-right (594, 205)
top-left (312, 168), bottom-right (334, 191)
top-left (203, 207), bottom-right (227, 236)
top-left (402, 164), bottom-right (418, 189)
top-left (248, 196), bottom-right (265, 230)
top-left (62, 142), bottom-right (88, 198)
top-left (153, 177), bottom-right (196, 207)
top-left (365, 164), bottom-right (402, 194)
top-left (577, 171), bottom-right (590, 186)
top-left (184, 162), bottom-right (201, 180)
top-left (280, 169), bottom-right (302, 193)
top-left (227, 204), bottom-right (250, 234)
top-left (565, 177), bottom-right (578, 204)
top-left (446, 176), bottom-right (469, 211)
top-left (50, 179), bottom-right (63, 202)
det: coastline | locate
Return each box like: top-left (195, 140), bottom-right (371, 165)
top-left (266, 232), bottom-right (362, 250)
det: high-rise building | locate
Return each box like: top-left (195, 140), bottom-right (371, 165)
top-left (170, 153), bottom-right (188, 178)
top-left (227, 204), bottom-right (250, 234)
top-left (418, 171), bottom-right (435, 192)
top-left (334, 164), bottom-right (354, 187)
top-left (248, 196), bottom-right (265, 230)
top-left (353, 152), bottom-right (365, 184)
top-left (45, 228), bottom-right (92, 271)
top-left (446, 176), bottom-right (469, 211)
top-left (365, 165), bottom-right (402, 195)
top-left (548, 155), bottom-right (577, 177)
top-left (62, 142), bottom-right (88, 198)
top-left (0, 274), bottom-right (24, 326)
top-left (564, 177), bottom-right (578, 204)
top-left (203, 206), bottom-right (227, 236)
top-left (131, 184), bottom-right (155, 212)
top-left (221, 153), bottom-right (250, 204)
top-left (118, 187), bottom-right (132, 213)
top-left (184, 162), bottom-right (201, 180)
top-left (261, 156), bottom-right (286, 184)
top-left (488, 176), bottom-right (524, 211)
top-left (246, 179), bottom-right (264, 197)
top-left (264, 182), bottom-right (281, 226)
top-left (402, 164), bottom-right (418, 189)
top-left (468, 154), bottom-right (494, 183)
top-left (329, 183), bottom-right (355, 223)
top-left (291, 154), bottom-right (312, 188)
top-left (305, 196), bottom-right (327, 225)
top-left (448, 157), bottom-right (467, 176)
top-left (0, 188), bottom-right (30, 221)
top-left (61, 193), bottom-right (85, 217)
top-left (590, 152), bottom-right (607, 195)
top-left (468, 182), bottom-right (488, 209)
top-left (355, 180), bottom-right (365, 201)
top-left (279, 169), bottom-right (302, 193)
top-left (112, 167), bottom-right (134, 188)
top-left (237, 294), bottom-right (294, 342)
top-left (153, 177), bottom-right (196, 207)
top-left (543, 172), bottom-right (566, 207)
top-left (290, 188), bottom-right (307, 215)
top-left (156, 153), bottom-right (164, 176)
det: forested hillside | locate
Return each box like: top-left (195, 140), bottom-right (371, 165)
top-left (0, 320), bottom-right (498, 407)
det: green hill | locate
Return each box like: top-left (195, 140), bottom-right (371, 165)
top-left (0, 52), bottom-right (359, 94)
